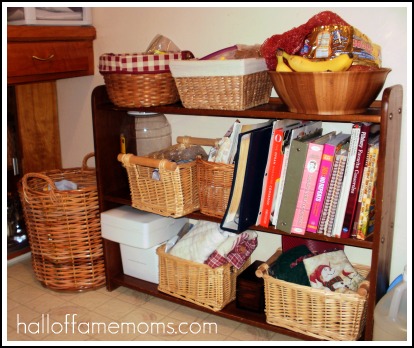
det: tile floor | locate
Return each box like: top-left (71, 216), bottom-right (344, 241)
top-left (6, 254), bottom-right (302, 343)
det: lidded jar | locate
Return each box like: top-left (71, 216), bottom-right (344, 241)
top-left (125, 111), bottom-right (172, 156)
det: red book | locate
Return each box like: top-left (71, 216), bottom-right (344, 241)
top-left (340, 123), bottom-right (371, 238)
top-left (257, 120), bottom-right (300, 228)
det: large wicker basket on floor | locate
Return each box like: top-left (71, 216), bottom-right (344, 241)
top-left (157, 244), bottom-right (250, 311)
top-left (18, 153), bottom-right (106, 291)
top-left (196, 158), bottom-right (234, 218)
top-left (256, 248), bottom-right (370, 341)
top-left (118, 136), bottom-right (218, 218)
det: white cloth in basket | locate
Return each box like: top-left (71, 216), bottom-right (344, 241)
top-left (169, 221), bottom-right (235, 263)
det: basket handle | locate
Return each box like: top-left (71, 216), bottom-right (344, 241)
top-left (82, 152), bottom-right (95, 170)
top-left (117, 153), bottom-right (178, 171)
top-left (255, 249), bottom-right (282, 278)
top-left (177, 136), bottom-right (220, 147)
top-left (21, 172), bottom-right (59, 203)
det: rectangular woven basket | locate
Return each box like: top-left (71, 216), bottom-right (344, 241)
top-left (118, 136), bottom-right (218, 218)
top-left (196, 158), bottom-right (234, 218)
top-left (173, 71), bottom-right (273, 110)
top-left (156, 244), bottom-right (250, 311)
top-left (256, 248), bottom-right (370, 341)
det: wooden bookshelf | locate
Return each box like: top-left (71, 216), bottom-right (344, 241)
top-left (91, 84), bottom-right (403, 341)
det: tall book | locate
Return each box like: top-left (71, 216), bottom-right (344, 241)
top-left (317, 147), bottom-right (349, 236)
top-left (271, 121), bottom-right (323, 227)
top-left (275, 130), bottom-right (335, 234)
top-left (290, 133), bottom-right (336, 235)
top-left (256, 119), bottom-right (302, 228)
top-left (306, 133), bottom-right (351, 233)
top-left (340, 123), bottom-right (373, 238)
top-left (354, 138), bottom-right (380, 240)
top-left (226, 120), bottom-right (273, 165)
top-left (220, 123), bottom-right (273, 233)
top-left (351, 137), bottom-right (377, 238)
top-left (331, 123), bottom-right (362, 238)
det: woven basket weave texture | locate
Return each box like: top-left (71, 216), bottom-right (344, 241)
top-left (196, 158), bottom-right (234, 218)
top-left (157, 244), bottom-right (250, 311)
top-left (19, 153), bottom-right (105, 291)
top-left (257, 248), bottom-right (370, 341)
top-left (174, 70), bottom-right (272, 110)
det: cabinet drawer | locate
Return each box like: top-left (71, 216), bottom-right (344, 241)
top-left (8, 41), bottom-right (94, 83)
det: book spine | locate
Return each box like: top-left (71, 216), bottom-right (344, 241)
top-left (291, 143), bottom-right (324, 234)
top-left (306, 144), bottom-right (336, 233)
top-left (317, 150), bottom-right (347, 236)
top-left (351, 145), bottom-right (374, 238)
top-left (258, 128), bottom-right (284, 227)
top-left (340, 123), bottom-right (371, 238)
top-left (331, 124), bottom-right (361, 238)
top-left (271, 144), bottom-right (291, 227)
top-left (324, 153), bottom-right (347, 237)
top-left (356, 145), bottom-right (379, 240)
top-left (276, 140), bottom-right (309, 233)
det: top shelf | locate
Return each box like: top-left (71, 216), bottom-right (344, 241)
top-left (103, 95), bottom-right (383, 123)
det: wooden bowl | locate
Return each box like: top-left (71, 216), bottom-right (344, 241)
top-left (268, 68), bottom-right (391, 115)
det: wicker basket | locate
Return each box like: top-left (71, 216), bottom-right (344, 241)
top-left (118, 136), bottom-right (218, 218)
top-left (157, 244), bottom-right (250, 311)
top-left (196, 158), bottom-right (234, 218)
top-left (102, 72), bottom-right (179, 108)
top-left (18, 153), bottom-right (106, 292)
top-left (256, 248), bottom-right (370, 341)
top-left (99, 52), bottom-right (185, 107)
top-left (174, 71), bottom-right (272, 110)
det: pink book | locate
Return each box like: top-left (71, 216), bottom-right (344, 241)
top-left (290, 142), bottom-right (325, 234)
top-left (306, 133), bottom-right (351, 233)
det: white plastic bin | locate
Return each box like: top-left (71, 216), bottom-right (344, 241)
top-left (101, 205), bottom-right (188, 283)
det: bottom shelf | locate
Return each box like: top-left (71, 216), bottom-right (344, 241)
top-left (107, 273), bottom-right (319, 341)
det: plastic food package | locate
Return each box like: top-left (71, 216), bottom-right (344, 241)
top-left (147, 144), bottom-right (208, 163)
top-left (145, 34), bottom-right (180, 54)
top-left (300, 25), bottom-right (381, 67)
top-left (200, 44), bottom-right (262, 60)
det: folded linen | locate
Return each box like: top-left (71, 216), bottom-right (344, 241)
top-left (169, 221), bottom-right (236, 263)
top-left (205, 231), bottom-right (258, 269)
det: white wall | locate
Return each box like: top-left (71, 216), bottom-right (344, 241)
top-left (56, 5), bottom-right (410, 282)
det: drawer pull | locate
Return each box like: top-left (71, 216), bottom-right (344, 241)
top-left (32, 54), bottom-right (55, 61)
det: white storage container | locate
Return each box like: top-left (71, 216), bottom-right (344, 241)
top-left (101, 205), bottom-right (188, 283)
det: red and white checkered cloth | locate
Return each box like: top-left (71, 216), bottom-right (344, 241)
top-left (205, 231), bottom-right (258, 269)
top-left (99, 52), bottom-right (182, 74)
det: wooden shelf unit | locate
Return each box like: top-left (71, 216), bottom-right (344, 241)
top-left (91, 84), bottom-right (403, 341)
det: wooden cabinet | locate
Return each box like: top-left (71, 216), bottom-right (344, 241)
top-left (91, 84), bottom-right (403, 341)
top-left (7, 25), bottom-right (95, 84)
top-left (7, 25), bottom-right (96, 259)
